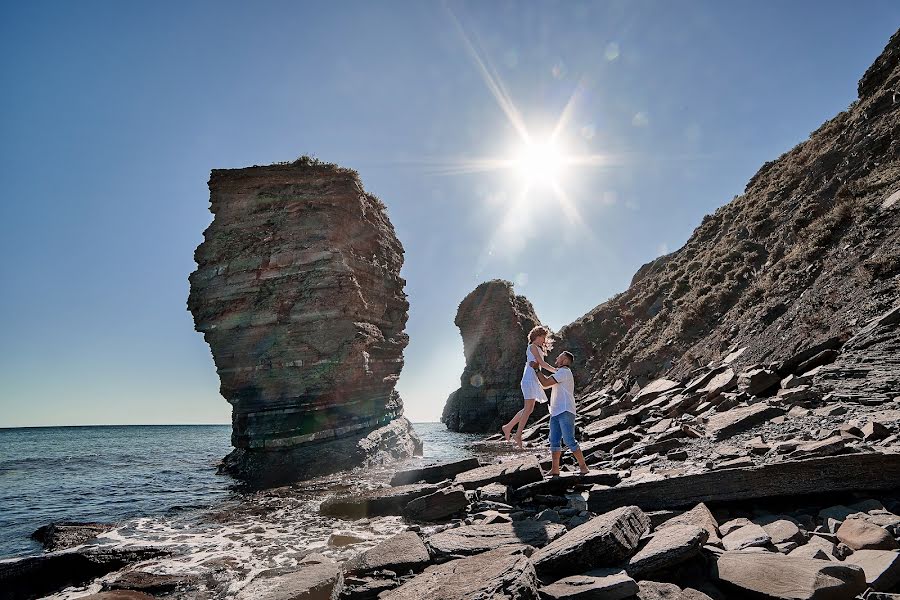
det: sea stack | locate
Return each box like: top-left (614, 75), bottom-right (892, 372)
top-left (442, 280), bottom-right (545, 432)
top-left (188, 158), bottom-right (421, 484)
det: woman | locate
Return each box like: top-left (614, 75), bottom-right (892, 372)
top-left (502, 325), bottom-right (556, 449)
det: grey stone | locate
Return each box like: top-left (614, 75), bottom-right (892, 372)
top-left (404, 485), bottom-right (468, 522)
top-left (391, 458), bottom-right (481, 485)
top-left (427, 521), bottom-right (566, 559)
top-left (319, 483), bottom-right (439, 518)
top-left (626, 524), bottom-right (708, 576)
top-left (237, 554), bottom-right (343, 600)
top-left (712, 551), bottom-right (866, 599)
top-left (844, 549), bottom-right (900, 591)
top-left (454, 458), bottom-right (544, 490)
top-left (381, 546), bottom-right (539, 600)
top-left (538, 568), bottom-right (638, 600)
top-left (344, 531), bottom-right (430, 575)
top-left (532, 506), bottom-right (650, 577)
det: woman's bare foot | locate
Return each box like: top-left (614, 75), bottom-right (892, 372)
top-left (501, 423), bottom-right (513, 442)
top-left (548, 471), bottom-right (560, 477)
top-left (579, 468), bottom-right (590, 475)
top-left (514, 431), bottom-right (524, 450)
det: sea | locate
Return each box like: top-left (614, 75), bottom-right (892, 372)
top-left (0, 422), bottom-right (505, 580)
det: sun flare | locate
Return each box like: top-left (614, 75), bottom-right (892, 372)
top-left (513, 139), bottom-right (566, 186)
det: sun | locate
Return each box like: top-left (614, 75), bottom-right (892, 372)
top-left (513, 139), bottom-right (566, 186)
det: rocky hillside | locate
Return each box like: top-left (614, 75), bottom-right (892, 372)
top-left (557, 29), bottom-right (900, 394)
top-left (188, 157), bottom-right (420, 484)
top-left (442, 280), bottom-right (545, 433)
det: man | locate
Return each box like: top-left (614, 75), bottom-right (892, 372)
top-left (531, 351), bottom-right (590, 476)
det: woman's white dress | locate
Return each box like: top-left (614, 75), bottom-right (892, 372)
top-left (520, 345), bottom-right (549, 403)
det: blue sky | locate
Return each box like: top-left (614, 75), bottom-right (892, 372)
top-left (1, 1), bottom-right (897, 427)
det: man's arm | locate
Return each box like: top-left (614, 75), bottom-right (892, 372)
top-left (533, 366), bottom-right (557, 389)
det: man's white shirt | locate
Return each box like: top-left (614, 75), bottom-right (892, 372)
top-left (549, 367), bottom-right (577, 417)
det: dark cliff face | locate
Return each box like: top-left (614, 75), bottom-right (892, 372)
top-left (188, 160), bottom-right (420, 484)
top-left (442, 280), bottom-right (545, 432)
top-left (556, 29), bottom-right (900, 393)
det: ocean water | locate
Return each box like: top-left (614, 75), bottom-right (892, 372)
top-left (0, 422), bottom-right (488, 560)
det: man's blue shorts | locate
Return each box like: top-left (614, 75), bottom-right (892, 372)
top-left (549, 411), bottom-right (579, 453)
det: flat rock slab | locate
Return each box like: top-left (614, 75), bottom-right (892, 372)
top-left (0, 546), bottom-right (167, 600)
top-left (588, 453), bottom-right (900, 513)
top-left (380, 546), bottom-right (539, 600)
top-left (532, 506), bottom-right (650, 578)
top-left (454, 458), bottom-right (544, 490)
top-left (844, 549), bottom-right (900, 591)
top-left (427, 521), bottom-right (566, 559)
top-left (404, 485), bottom-right (468, 522)
top-left (705, 403), bottom-right (785, 440)
top-left (657, 503), bottom-right (721, 546)
top-left (236, 554), bottom-right (343, 600)
top-left (390, 458), bottom-right (480, 486)
top-left (344, 531), bottom-right (431, 575)
top-left (636, 581), bottom-right (712, 599)
top-left (31, 522), bottom-right (112, 552)
top-left (626, 524), bottom-right (708, 576)
top-left (538, 568), bottom-right (638, 600)
top-left (712, 551), bottom-right (866, 600)
top-left (722, 523), bottom-right (770, 551)
top-left (514, 471), bottom-right (620, 499)
top-left (319, 483), bottom-right (439, 518)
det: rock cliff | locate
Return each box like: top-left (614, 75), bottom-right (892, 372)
top-left (441, 280), bottom-right (545, 432)
top-left (556, 28), bottom-right (900, 395)
top-left (444, 29), bottom-right (900, 431)
top-left (188, 158), bottom-right (421, 484)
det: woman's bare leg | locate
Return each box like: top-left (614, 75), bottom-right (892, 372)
top-left (514, 400), bottom-right (536, 449)
top-left (502, 408), bottom-right (524, 442)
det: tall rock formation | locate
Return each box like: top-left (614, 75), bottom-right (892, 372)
top-left (188, 158), bottom-right (421, 484)
top-left (555, 29), bottom-right (900, 395)
top-left (442, 280), bottom-right (545, 432)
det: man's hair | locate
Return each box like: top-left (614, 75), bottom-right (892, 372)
top-left (560, 351), bottom-right (575, 364)
top-left (528, 325), bottom-right (549, 343)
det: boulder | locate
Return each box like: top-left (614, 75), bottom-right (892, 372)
top-left (30, 522), bottom-right (112, 552)
top-left (390, 458), bottom-right (480, 486)
top-left (636, 379), bottom-right (682, 401)
top-left (844, 549), bottom-right (900, 591)
top-left (327, 531), bottom-right (370, 547)
top-left (454, 458), bottom-right (544, 490)
top-left (381, 546), bottom-right (539, 600)
top-left (722, 523), bottom-right (770, 550)
top-left (538, 568), bottom-right (638, 600)
top-left (427, 521), bottom-right (566, 559)
top-left (657, 503), bottom-right (721, 546)
top-left (319, 483), bottom-right (438, 518)
top-left (188, 161), bottom-right (421, 484)
top-left (626, 524), bottom-right (708, 576)
top-left (441, 280), bottom-right (545, 433)
top-left (344, 531), bottom-right (431, 575)
top-left (701, 369), bottom-right (737, 397)
top-left (712, 552), bottom-right (866, 599)
top-left (757, 517), bottom-right (805, 546)
top-left (236, 554), bottom-right (343, 600)
top-left (705, 403), bottom-right (785, 440)
top-left (836, 517), bottom-right (898, 550)
top-left (738, 368), bottom-right (781, 396)
top-left (404, 485), bottom-right (468, 521)
top-left (532, 506), bottom-right (650, 578)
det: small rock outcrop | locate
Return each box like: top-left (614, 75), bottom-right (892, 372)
top-left (188, 158), bottom-right (421, 484)
top-left (441, 280), bottom-right (544, 432)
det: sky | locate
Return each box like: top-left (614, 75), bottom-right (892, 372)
top-left (1, 1), bottom-right (898, 427)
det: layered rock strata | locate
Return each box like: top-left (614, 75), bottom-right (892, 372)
top-left (188, 159), bottom-right (420, 483)
top-left (441, 280), bottom-right (545, 432)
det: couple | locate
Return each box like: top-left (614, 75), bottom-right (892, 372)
top-left (501, 326), bottom-right (590, 476)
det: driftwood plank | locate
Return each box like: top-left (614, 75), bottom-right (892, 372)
top-left (588, 452), bottom-right (900, 513)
